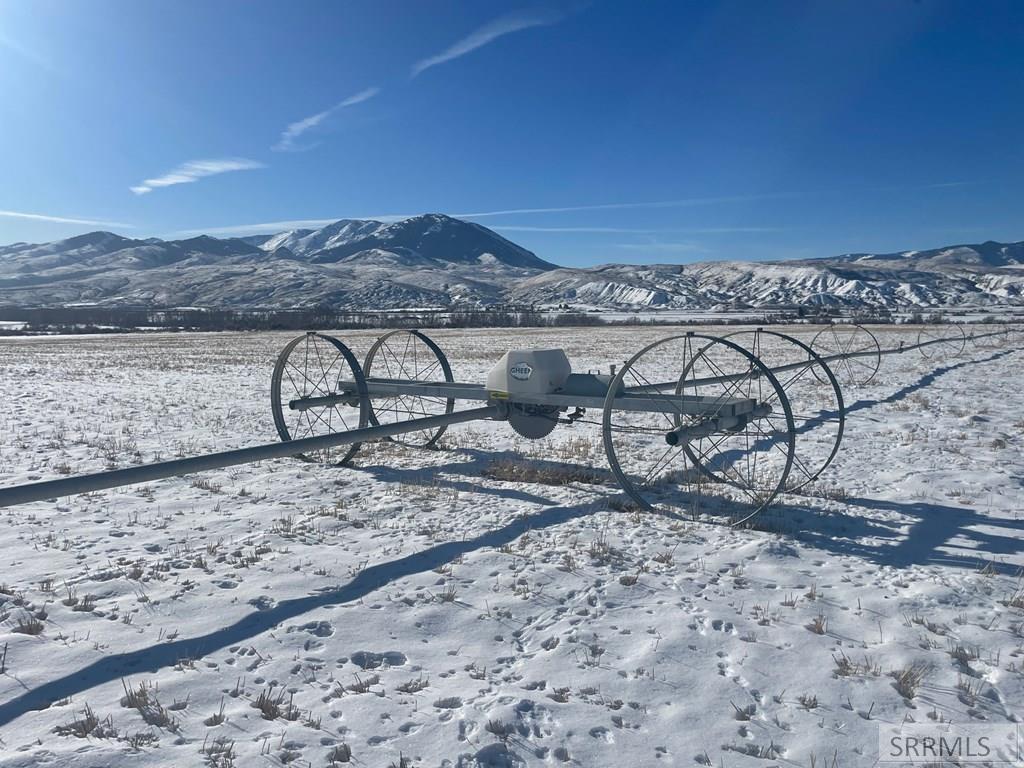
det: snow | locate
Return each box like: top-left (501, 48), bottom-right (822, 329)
top-left (0, 325), bottom-right (1022, 767)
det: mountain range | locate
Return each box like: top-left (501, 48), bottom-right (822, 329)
top-left (1, 213), bottom-right (1021, 311)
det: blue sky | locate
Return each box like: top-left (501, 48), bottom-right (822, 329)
top-left (0, 0), bottom-right (1021, 266)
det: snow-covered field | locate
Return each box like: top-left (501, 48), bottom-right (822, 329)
top-left (0, 325), bottom-right (1022, 767)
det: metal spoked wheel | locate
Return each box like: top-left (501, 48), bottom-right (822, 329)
top-left (602, 334), bottom-right (795, 527)
top-left (917, 324), bottom-right (966, 359)
top-left (725, 329), bottom-right (845, 492)
top-left (809, 324), bottom-right (881, 386)
top-left (271, 332), bottom-right (369, 465)
top-left (974, 325), bottom-right (1008, 350)
top-left (363, 330), bottom-right (455, 448)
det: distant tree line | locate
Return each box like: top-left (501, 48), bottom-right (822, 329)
top-left (0, 305), bottom-right (609, 334)
top-left (0, 304), bottom-right (1008, 336)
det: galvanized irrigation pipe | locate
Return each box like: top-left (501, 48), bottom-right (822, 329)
top-left (0, 405), bottom-right (504, 508)
top-left (631, 327), bottom-right (1012, 392)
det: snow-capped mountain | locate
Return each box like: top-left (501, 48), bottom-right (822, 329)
top-left (508, 255), bottom-right (1024, 311)
top-left (0, 214), bottom-right (556, 308)
top-left (0, 214), bottom-right (1021, 311)
top-left (825, 241), bottom-right (1024, 269)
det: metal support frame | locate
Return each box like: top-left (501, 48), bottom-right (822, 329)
top-left (317, 378), bottom-right (760, 417)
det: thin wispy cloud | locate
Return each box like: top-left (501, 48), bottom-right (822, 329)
top-left (0, 31), bottom-right (57, 74)
top-left (455, 182), bottom-right (965, 219)
top-left (181, 210), bottom-right (783, 239)
top-left (921, 181), bottom-right (974, 188)
top-left (274, 87), bottom-right (381, 152)
top-left (130, 158), bottom-right (264, 195)
top-left (411, 9), bottom-right (560, 77)
top-left (493, 225), bottom-right (783, 234)
top-left (181, 196), bottom-right (788, 237)
top-left (175, 213), bottom-right (415, 238)
top-left (176, 219), bottom-right (342, 237)
top-left (0, 209), bottom-right (133, 228)
top-left (454, 195), bottom-right (785, 218)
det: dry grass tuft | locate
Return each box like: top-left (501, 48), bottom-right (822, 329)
top-left (482, 458), bottom-right (606, 486)
top-left (893, 661), bottom-right (930, 699)
top-left (807, 613), bottom-right (828, 635)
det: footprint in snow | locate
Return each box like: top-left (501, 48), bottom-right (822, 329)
top-left (287, 620), bottom-right (333, 637)
top-left (462, 743), bottom-right (526, 767)
top-left (351, 650), bottom-right (407, 669)
top-left (248, 595), bottom-right (275, 611)
top-left (515, 699), bottom-right (556, 738)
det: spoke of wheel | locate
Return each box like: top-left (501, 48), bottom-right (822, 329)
top-left (698, 355), bottom-right (758, 418)
top-left (287, 360), bottom-right (322, 394)
top-left (379, 341), bottom-right (397, 379)
top-left (698, 445), bottom-right (761, 504)
top-left (752, 416), bottom-right (794, 465)
top-left (311, 339), bottom-right (332, 394)
top-left (841, 354), bottom-right (857, 384)
top-left (301, 410), bottom-right (316, 440)
top-left (778, 361), bottom-right (814, 392)
top-left (641, 442), bottom-right (684, 486)
top-left (847, 356), bottom-right (878, 373)
top-left (306, 405), bottom-right (335, 433)
top-left (331, 405), bottom-right (351, 434)
top-left (303, 337), bottom-right (310, 396)
top-left (417, 357), bottom-right (443, 381)
top-left (686, 428), bottom-right (737, 478)
top-left (290, 404), bottom-right (304, 437)
top-left (763, 411), bottom-right (815, 482)
top-left (747, 371), bottom-right (758, 487)
top-left (397, 334), bottom-right (413, 380)
top-left (416, 395), bottom-right (449, 406)
top-left (715, 434), bottom-right (770, 495)
top-left (283, 366), bottom-right (303, 400)
top-left (628, 366), bottom-right (681, 429)
top-left (311, 349), bottom-right (342, 393)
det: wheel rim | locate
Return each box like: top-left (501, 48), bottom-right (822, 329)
top-left (809, 324), bottom-right (881, 386)
top-left (602, 334), bottom-right (795, 526)
top-left (363, 330), bottom-right (455, 448)
top-left (271, 332), bottom-right (368, 465)
top-left (974, 325), bottom-right (1007, 349)
top-left (724, 329), bottom-right (845, 492)
top-left (917, 324), bottom-right (966, 359)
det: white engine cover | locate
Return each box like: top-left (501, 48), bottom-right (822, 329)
top-left (486, 349), bottom-right (571, 396)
